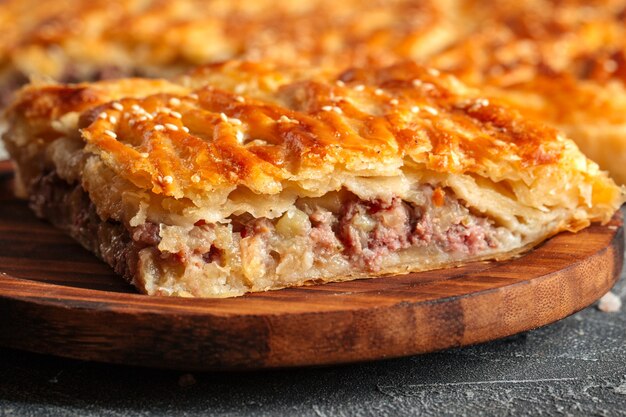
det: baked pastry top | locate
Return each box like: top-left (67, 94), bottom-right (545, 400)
top-left (0, 0), bottom-right (458, 103)
top-left (4, 61), bottom-right (622, 297)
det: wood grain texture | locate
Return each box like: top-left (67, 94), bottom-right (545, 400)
top-left (0, 159), bottom-right (622, 370)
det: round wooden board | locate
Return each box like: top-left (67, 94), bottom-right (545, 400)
top-left (0, 160), bottom-right (622, 371)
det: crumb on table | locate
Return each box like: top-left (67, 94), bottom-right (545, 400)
top-left (597, 291), bottom-right (622, 313)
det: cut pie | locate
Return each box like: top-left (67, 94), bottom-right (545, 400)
top-left (2, 61), bottom-right (623, 297)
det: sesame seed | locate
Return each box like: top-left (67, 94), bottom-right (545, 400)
top-left (449, 151), bottom-right (460, 165)
top-left (170, 111), bottom-right (182, 119)
top-left (219, 112), bottom-right (242, 126)
top-left (112, 102), bottom-right (124, 111)
top-left (154, 124), bottom-right (165, 131)
top-left (278, 115), bottom-right (299, 124)
top-left (336, 80), bottom-right (345, 87)
top-left (411, 106), bottom-right (420, 113)
top-left (454, 99), bottom-right (472, 109)
top-left (427, 68), bottom-right (440, 76)
top-left (235, 130), bottom-right (244, 143)
top-left (354, 85), bottom-right (365, 92)
top-left (140, 152), bottom-right (149, 158)
top-left (182, 126), bottom-right (190, 133)
top-left (234, 84), bottom-right (246, 94)
top-left (104, 130), bottom-right (117, 139)
top-left (246, 139), bottom-right (267, 147)
top-left (320, 105), bottom-right (343, 114)
top-left (109, 116), bottom-right (117, 124)
top-left (169, 97), bottom-right (181, 106)
top-left (191, 174), bottom-right (201, 183)
top-left (131, 104), bottom-right (141, 112)
top-left (412, 79), bottom-right (423, 87)
top-left (189, 93), bottom-right (199, 100)
top-left (423, 106), bottom-right (439, 115)
top-left (163, 175), bottom-right (173, 184)
top-left (389, 99), bottom-right (399, 106)
top-left (165, 123), bottom-right (179, 131)
top-left (235, 96), bottom-right (245, 103)
top-left (137, 116), bottom-right (147, 122)
top-left (374, 88), bottom-right (384, 96)
top-left (98, 112), bottom-right (108, 119)
top-left (468, 98), bottom-right (490, 112)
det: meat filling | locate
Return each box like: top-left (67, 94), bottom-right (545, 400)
top-left (29, 171), bottom-right (507, 285)
top-left (312, 190), bottom-right (499, 271)
top-left (29, 170), bottom-right (141, 280)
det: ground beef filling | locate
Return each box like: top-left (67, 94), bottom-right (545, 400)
top-left (30, 171), bottom-right (501, 279)
top-left (311, 193), bottom-right (499, 271)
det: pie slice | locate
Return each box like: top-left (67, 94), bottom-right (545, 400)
top-left (2, 61), bottom-right (622, 297)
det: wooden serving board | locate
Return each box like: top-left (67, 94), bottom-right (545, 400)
top-left (0, 160), bottom-right (622, 371)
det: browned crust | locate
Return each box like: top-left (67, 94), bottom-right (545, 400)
top-left (4, 62), bottom-right (591, 196)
